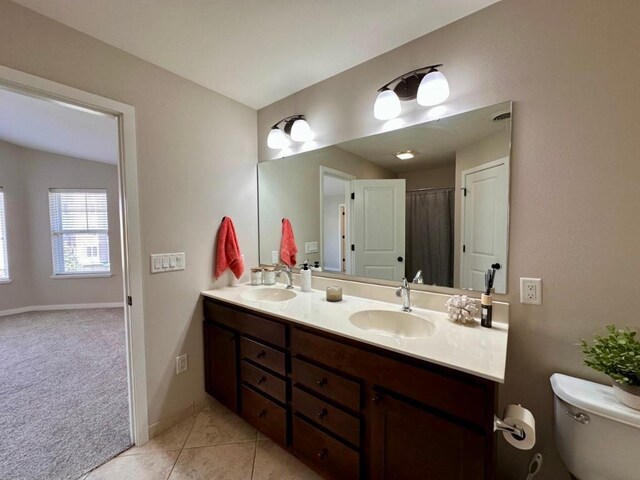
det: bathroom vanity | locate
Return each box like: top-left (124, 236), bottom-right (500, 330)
top-left (202, 284), bottom-right (508, 479)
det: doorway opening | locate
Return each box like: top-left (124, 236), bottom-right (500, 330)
top-left (0, 66), bottom-right (147, 479)
top-left (320, 167), bottom-right (353, 274)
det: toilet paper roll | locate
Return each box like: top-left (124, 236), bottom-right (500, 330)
top-left (502, 404), bottom-right (536, 450)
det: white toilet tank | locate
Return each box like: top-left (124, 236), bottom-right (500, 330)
top-left (550, 373), bottom-right (640, 480)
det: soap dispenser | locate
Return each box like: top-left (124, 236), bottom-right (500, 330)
top-left (300, 261), bottom-right (312, 292)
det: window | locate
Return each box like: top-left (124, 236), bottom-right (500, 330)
top-left (0, 189), bottom-right (9, 280)
top-left (49, 189), bottom-right (110, 276)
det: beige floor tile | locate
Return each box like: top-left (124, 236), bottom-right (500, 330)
top-left (252, 439), bottom-right (322, 480)
top-left (184, 402), bottom-right (257, 448)
top-left (120, 415), bottom-right (197, 456)
top-left (168, 443), bottom-right (255, 480)
top-left (86, 450), bottom-right (179, 480)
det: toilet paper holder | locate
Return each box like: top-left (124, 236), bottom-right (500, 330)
top-left (494, 415), bottom-right (525, 440)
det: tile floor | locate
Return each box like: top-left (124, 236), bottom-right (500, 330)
top-left (80, 399), bottom-right (322, 480)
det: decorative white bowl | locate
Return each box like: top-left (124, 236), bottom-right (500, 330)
top-left (612, 381), bottom-right (640, 410)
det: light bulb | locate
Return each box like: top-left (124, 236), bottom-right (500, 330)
top-left (417, 69), bottom-right (449, 106)
top-left (267, 127), bottom-right (288, 149)
top-left (374, 88), bottom-right (401, 120)
top-left (290, 118), bottom-right (313, 142)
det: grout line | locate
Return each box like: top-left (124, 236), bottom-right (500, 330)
top-left (166, 414), bottom-right (198, 479)
top-left (249, 435), bottom-right (258, 480)
top-left (181, 438), bottom-right (258, 451)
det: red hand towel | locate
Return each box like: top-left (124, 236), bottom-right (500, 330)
top-left (215, 217), bottom-right (244, 279)
top-left (280, 218), bottom-right (298, 267)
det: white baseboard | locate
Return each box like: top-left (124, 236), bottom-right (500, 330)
top-left (0, 302), bottom-right (124, 317)
top-left (147, 395), bottom-right (213, 441)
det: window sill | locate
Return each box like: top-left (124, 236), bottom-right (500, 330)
top-left (0, 278), bottom-right (13, 284)
top-left (50, 273), bottom-right (113, 279)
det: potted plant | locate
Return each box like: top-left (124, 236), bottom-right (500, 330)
top-left (581, 325), bottom-right (640, 410)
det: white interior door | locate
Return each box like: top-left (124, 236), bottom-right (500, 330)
top-left (352, 179), bottom-right (405, 281)
top-left (460, 158), bottom-right (508, 292)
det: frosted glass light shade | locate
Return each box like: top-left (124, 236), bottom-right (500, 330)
top-left (267, 127), bottom-right (288, 149)
top-left (290, 118), bottom-right (314, 142)
top-left (417, 70), bottom-right (450, 106)
top-left (374, 89), bottom-right (401, 120)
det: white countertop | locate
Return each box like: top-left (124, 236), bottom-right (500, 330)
top-left (201, 283), bottom-right (508, 383)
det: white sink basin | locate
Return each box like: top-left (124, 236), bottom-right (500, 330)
top-left (349, 309), bottom-right (436, 339)
top-left (241, 287), bottom-right (297, 302)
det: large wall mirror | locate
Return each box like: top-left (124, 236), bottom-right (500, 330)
top-left (258, 101), bottom-right (512, 294)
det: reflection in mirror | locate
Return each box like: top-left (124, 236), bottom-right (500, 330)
top-left (258, 101), bottom-right (511, 294)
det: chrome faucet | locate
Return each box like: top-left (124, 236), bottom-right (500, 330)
top-left (395, 278), bottom-right (412, 312)
top-left (276, 264), bottom-right (294, 289)
top-left (412, 269), bottom-right (423, 284)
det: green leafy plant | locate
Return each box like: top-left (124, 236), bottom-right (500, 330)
top-left (581, 325), bottom-right (640, 387)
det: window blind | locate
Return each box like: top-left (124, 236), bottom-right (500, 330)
top-left (0, 190), bottom-right (9, 280)
top-left (49, 189), bottom-right (110, 275)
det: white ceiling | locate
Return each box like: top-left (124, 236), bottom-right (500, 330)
top-left (12, 0), bottom-right (500, 109)
top-left (0, 87), bottom-right (119, 164)
top-left (338, 102), bottom-right (511, 173)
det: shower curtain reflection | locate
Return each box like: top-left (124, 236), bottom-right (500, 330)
top-left (405, 187), bottom-right (454, 287)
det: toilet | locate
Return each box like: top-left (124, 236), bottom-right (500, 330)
top-left (550, 373), bottom-right (640, 480)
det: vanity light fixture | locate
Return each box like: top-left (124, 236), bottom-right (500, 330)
top-left (374, 64), bottom-right (449, 120)
top-left (267, 115), bottom-right (314, 149)
top-left (395, 150), bottom-right (416, 160)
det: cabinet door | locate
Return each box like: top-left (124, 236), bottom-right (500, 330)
top-left (369, 391), bottom-right (486, 480)
top-left (204, 322), bottom-right (238, 412)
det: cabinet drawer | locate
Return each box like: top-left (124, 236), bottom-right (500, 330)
top-left (204, 300), bottom-right (286, 347)
top-left (292, 328), bottom-right (492, 427)
top-left (241, 361), bottom-right (286, 404)
top-left (293, 415), bottom-right (359, 480)
top-left (292, 358), bottom-right (360, 412)
top-left (241, 386), bottom-right (286, 446)
top-left (293, 387), bottom-right (360, 447)
top-left (240, 337), bottom-right (286, 375)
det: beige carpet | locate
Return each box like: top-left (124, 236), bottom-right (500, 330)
top-left (0, 308), bottom-right (131, 480)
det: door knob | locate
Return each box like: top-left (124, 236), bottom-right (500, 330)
top-left (397, 256), bottom-right (404, 262)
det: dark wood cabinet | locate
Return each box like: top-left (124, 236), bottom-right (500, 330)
top-left (203, 322), bottom-right (238, 412)
top-left (203, 297), bottom-right (497, 479)
top-left (369, 390), bottom-right (486, 480)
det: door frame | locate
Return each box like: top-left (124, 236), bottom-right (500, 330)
top-left (459, 157), bottom-right (509, 293)
top-left (319, 166), bottom-right (354, 273)
top-left (0, 65), bottom-right (149, 444)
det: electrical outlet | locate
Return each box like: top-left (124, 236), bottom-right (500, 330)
top-left (520, 278), bottom-right (542, 305)
top-left (271, 251), bottom-right (279, 264)
top-left (176, 354), bottom-right (188, 374)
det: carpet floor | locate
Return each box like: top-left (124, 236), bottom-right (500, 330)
top-left (0, 308), bottom-right (131, 480)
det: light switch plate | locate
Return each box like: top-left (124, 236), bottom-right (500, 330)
top-left (151, 252), bottom-right (186, 273)
top-left (305, 241), bottom-right (319, 254)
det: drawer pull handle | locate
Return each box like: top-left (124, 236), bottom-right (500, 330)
top-left (256, 350), bottom-right (266, 359)
top-left (316, 377), bottom-right (328, 387)
top-left (317, 408), bottom-right (328, 419)
top-left (371, 395), bottom-right (381, 404)
top-left (317, 448), bottom-right (328, 460)
top-left (257, 376), bottom-right (267, 384)
top-left (258, 409), bottom-right (267, 418)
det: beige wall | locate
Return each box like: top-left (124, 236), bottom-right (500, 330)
top-left (399, 164), bottom-right (455, 190)
top-left (453, 130), bottom-right (510, 287)
top-left (0, 141), bottom-right (122, 311)
top-left (0, 141), bottom-right (32, 309)
top-left (258, 145), bottom-right (394, 266)
top-left (258, 1), bottom-right (640, 478)
top-left (0, 0), bottom-right (258, 426)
